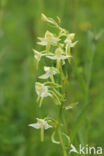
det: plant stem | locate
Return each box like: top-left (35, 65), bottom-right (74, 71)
top-left (39, 98), bottom-right (43, 107)
top-left (58, 129), bottom-right (67, 156)
top-left (46, 43), bottom-right (50, 53)
top-left (57, 60), bottom-right (68, 156)
top-left (41, 127), bottom-right (44, 142)
top-left (50, 75), bottom-right (55, 83)
top-left (58, 100), bottom-right (68, 156)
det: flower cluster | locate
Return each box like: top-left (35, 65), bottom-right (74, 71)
top-left (32, 14), bottom-right (77, 106)
top-left (29, 13), bottom-right (77, 156)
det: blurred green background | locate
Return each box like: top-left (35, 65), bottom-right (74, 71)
top-left (0, 0), bottom-right (104, 155)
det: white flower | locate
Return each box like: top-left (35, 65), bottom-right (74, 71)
top-left (46, 47), bottom-right (71, 60)
top-left (65, 34), bottom-right (78, 48)
top-left (29, 118), bottom-right (52, 142)
top-left (35, 82), bottom-right (52, 98)
top-left (39, 66), bottom-right (58, 79)
top-left (35, 82), bottom-right (52, 107)
top-left (29, 118), bottom-right (52, 130)
top-left (33, 49), bottom-right (46, 62)
top-left (67, 33), bottom-right (75, 40)
top-left (37, 31), bottom-right (60, 46)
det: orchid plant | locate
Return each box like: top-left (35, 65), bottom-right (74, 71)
top-left (29, 13), bottom-right (77, 156)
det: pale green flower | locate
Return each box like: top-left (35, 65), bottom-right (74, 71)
top-left (65, 34), bottom-right (78, 48)
top-left (33, 49), bottom-right (46, 69)
top-left (41, 13), bottom-right (54, 24)
top-left (41, 13), bottom-right (55, 25)
top-left (35, 82), bottom-right (52, 107)
top-left (46, 47), bottom-right (71, 60)
top-left (33, 49), bottom-right (46, 62)
top-left (29, 118), bottom-right (52, 142)
top-left (46, 47), bottom-right (72, 69)
top-left (41, 13), bottom-right (60, 28)
top-left (67, 33), bottom-right (75, 40)
top-left (35, 82), bottom-right (52, 98)
top-left (37, 31), bottom-right (60, 46)
top-left (29, 118), bottom-right (52, 129)
top-left (41, 13), bottom-right (49, 22)
top-left (39, 66), bottom-right (58, 81)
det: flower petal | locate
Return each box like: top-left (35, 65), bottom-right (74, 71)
top-left (46, 56), bottom-right (57, 60)
top-left (39, 73), bottom-right (50, 79)
top-left (28, 123), bottom-right (41, 129)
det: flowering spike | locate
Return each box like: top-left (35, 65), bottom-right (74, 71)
top-left (29, 14), bottom-right (78, 155)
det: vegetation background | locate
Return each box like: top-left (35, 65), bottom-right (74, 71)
top-left (0, 0), bottom-right (104, 155)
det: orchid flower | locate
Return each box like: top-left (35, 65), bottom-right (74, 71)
top-left (65, 34), bottom-right (78, 55)
top-left (35, 82), bottom-right (52, 107)
top-left (39, 66), bottom-right (59, 82)
top-left (33, 49), bottom-right (46, 69)
top-left (29, 118), bottom-right (52, 142)
top-left (47, 47), bottom-right (71, 60)
top-left (37, 31), bottom-right (60, 46)
top-left (46, 47), bottom-right (72, 69)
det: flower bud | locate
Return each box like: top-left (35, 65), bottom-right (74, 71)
top-left (68, 33), bottom-right (75, 40)
top-left (41, 13), bottom-right (48, 22)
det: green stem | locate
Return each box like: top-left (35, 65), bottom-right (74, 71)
top-left (50, 75), bottom-right (55, 83)
top-left (56, 58), bottom-right (68, 155)
top-left (36, 61), bottom-right (39, 70)
top-left (46, 43), bottom-right (50, 53)
top-left (58, 103), bottom-right (63, 121)
top-left (41, 127), bottom-right (44, 142)
top-left (57, 101), bottom-right (67, 156)
top-left (58, 129), bottom-right (67, 156)
top-left (57, 60), bottom-right (61, 70)
top-left (39, 97), bottom-right (43, 107)
top-left (66, 46), bottom-right (71, 56)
